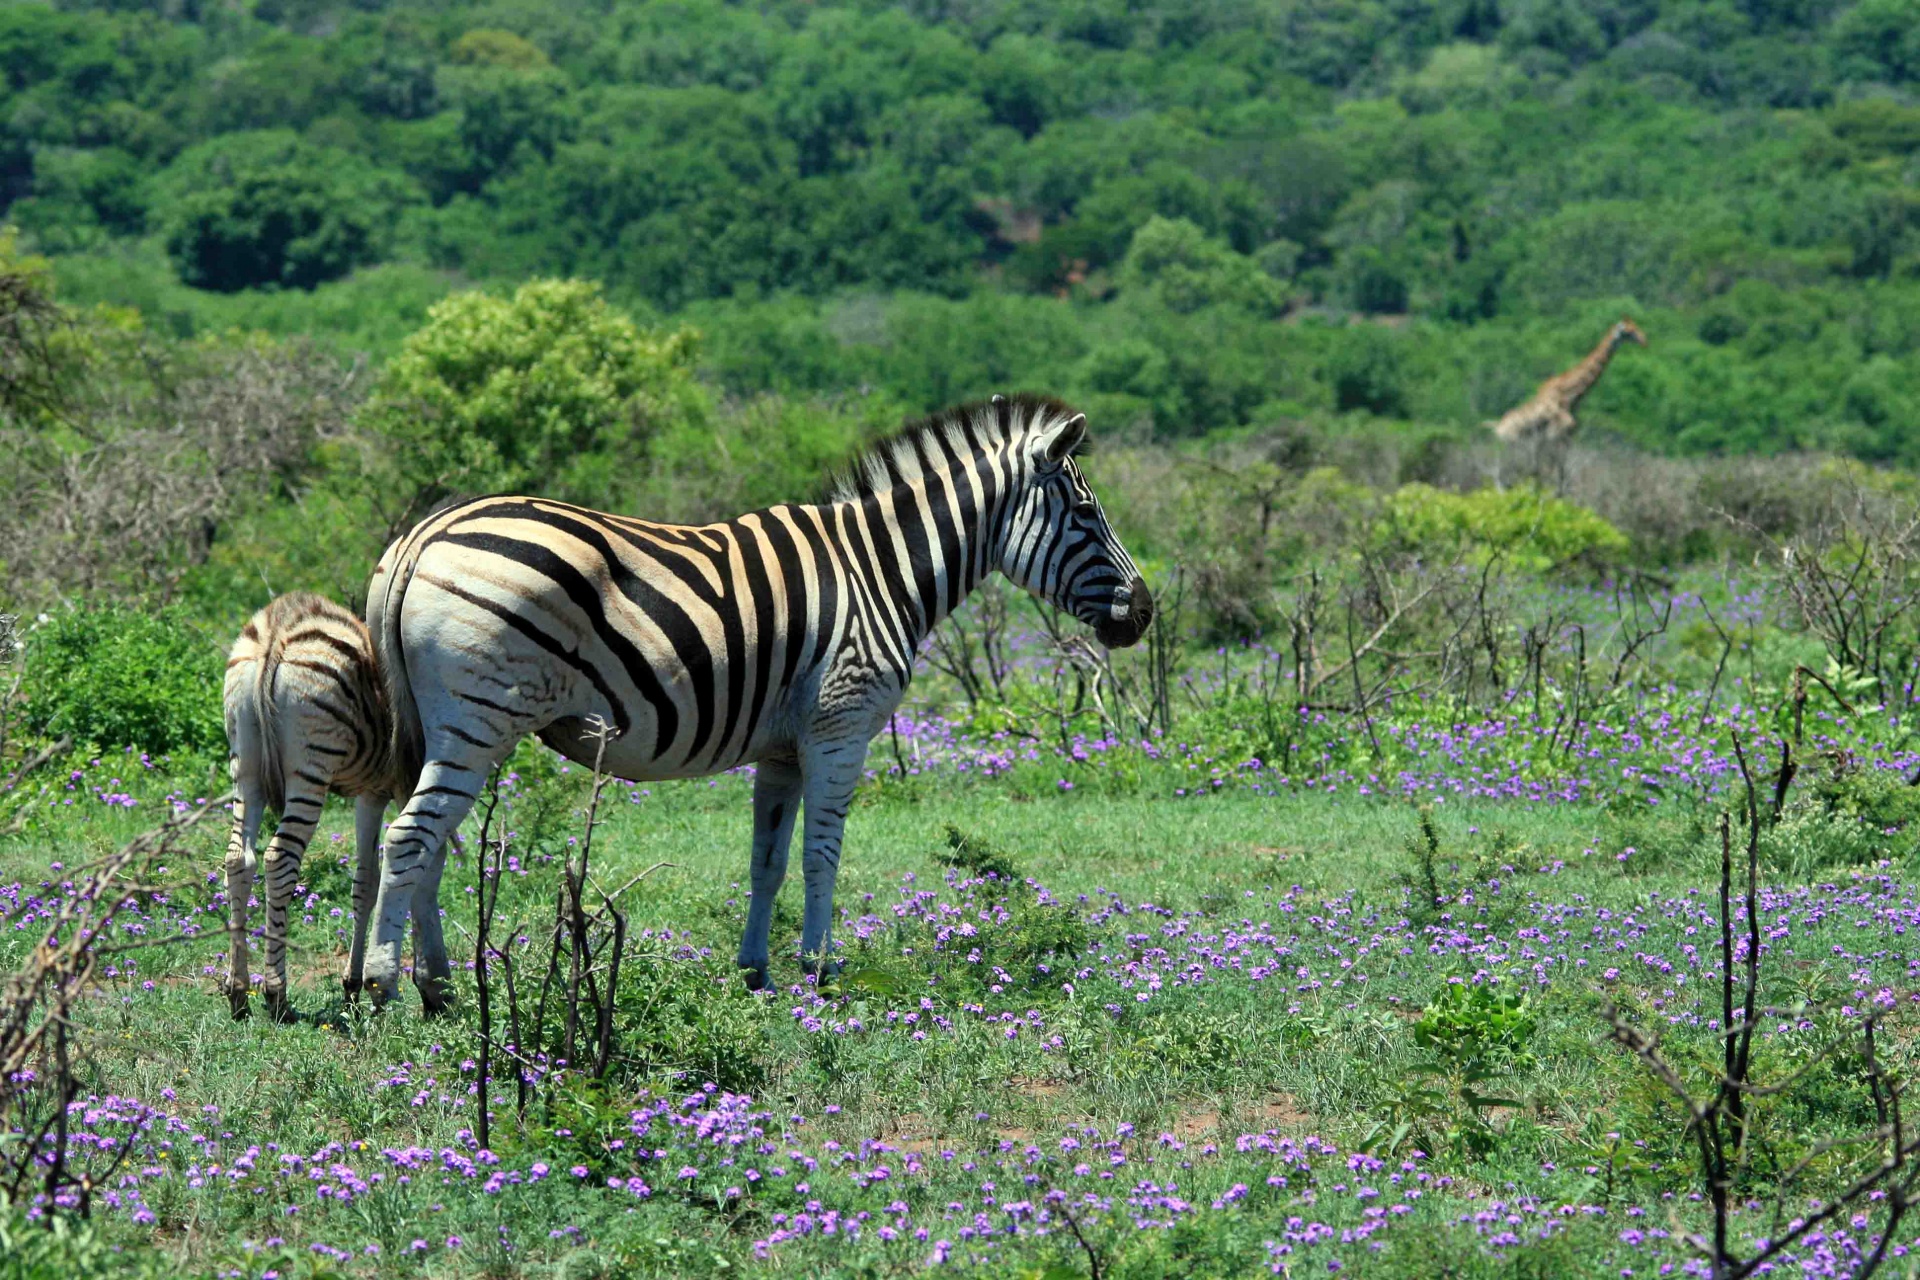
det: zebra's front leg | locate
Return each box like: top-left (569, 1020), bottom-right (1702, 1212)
top-left (342, 793), bottom-right (386, 1002)
top-left (223, 768), bottom-right (265, 1021)
top-left (736, 756), bottom-right (803, 991)
top-left (797, 740), bottom-right (870, 984)
top-left (366, 759), bottom-right (490, 1010)
top-left (260, 787), bottom-right (324, 1025)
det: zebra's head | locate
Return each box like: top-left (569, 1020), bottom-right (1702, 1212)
top-left (999, 405), bottom-right (1154, 649)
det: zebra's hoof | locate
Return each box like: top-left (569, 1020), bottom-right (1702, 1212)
top-left (417, 978), bottom-right (455, 1018)
top-left (798, 956), bottom-right (842, 986)
top-left (341, 978), bottom-right (363, 1003)
top-left (228, 990), bottom-right (251, 1021)
top-left (265, 994), bottom-right (301, 1026)
top-left (741, 966), bottom-right (769, 993)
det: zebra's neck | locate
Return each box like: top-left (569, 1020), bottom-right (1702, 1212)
top-left (835, 460), bottom-right (1015, 653)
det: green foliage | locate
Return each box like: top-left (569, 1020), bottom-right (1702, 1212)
top-left (1413, 982), bottom-right (1539, 1073)
top-left (935, 822), bottom-right (1021, 883)
top-left (357, 279), bottom-right (709, 509)
top-left (18, 606), bottom-right (221, 755)
top-left (11, 0), bottom-right (1920, 463)
top-left (0, 1207), bottom-right (179, 1280)
top-left (1117, 217), bottom-right (1287, 317)
top-left (606, 938), bottom-right (782, 1094)
top-left (151, 131), bottom-right (418, 293)
top-left (1325, 327), bottom-right (1406, 416)
top-left (1380, 481), bottom-right (1630, 570)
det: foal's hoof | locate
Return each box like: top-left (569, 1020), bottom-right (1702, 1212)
top-left (341, 977), bottom-right (363, 1003)
top-left (741, 966), bottom-right (769, 993)
top-left (265, 994), bottom-right (302, 1026)
top-left (228, 990), bottom-right (252, 1022)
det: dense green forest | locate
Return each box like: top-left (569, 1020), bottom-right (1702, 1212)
top-left (7, 0), bottom-right (1920, 463)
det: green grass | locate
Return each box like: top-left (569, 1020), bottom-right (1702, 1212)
top-left (0, 762), bottom-right (1909, 1278)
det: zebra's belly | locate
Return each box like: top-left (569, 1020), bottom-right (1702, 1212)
top-left (537, 715), bottom-right (788, 783)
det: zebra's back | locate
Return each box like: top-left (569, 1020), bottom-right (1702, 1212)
top-left (369, 495), bottom-right (867, 789)
top-left (225, 592), bottom-right (391, 808)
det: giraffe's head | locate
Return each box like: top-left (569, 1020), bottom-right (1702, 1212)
top-left (997, 402), bottom-right (1153, 650)
top-left (1614, 317), bottom-right (1648, 347)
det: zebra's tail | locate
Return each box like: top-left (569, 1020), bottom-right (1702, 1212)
top-left (226, 605), bottom-right (287, 817)
top-left (368, 530), bottom-right (427, 804)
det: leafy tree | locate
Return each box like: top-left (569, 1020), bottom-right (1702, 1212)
top-left (1832, 0), bottom-right (1920, 83)
top-left (1117, 217), bottom-right (1286, 316)
top-left (357, 278), bottom-right (709, 512)
top-left (153, 131), bottom-right (418, 292)
top-left (1327, 326), bottom-right (1408, 416)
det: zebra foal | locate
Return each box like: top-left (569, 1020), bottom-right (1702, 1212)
top-left (362, 395), bottom-right (1152, 1009)
top-left (222, 592), bottom-right (449, 1021)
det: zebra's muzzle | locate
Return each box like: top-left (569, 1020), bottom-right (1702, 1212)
top-left (1095, 577), bottom-right (1154, 649)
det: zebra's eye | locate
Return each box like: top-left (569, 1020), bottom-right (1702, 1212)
top-left (1072, 499), bottom-right (1097, 516)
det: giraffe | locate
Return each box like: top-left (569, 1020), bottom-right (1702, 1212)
top-left (1486, 316), bottom-right (1647, 484)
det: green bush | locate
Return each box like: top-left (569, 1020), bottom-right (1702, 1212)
top-left (1379, 481), bottom-right (1629, 571)
top-left (19, 607), bottom-right (222, 756)
top-left (935, 821), bottom-right (1021, 883)
top-left (358, 278), bottom-right (710, 512)
top-left (608, 937), bottom-right (781, 1093)
top-left (0, 1208), bottom-right (181, 1280)
top-left (152, 131), bottom-right (420, 293)
top-left (1413, 982), bottom-right (1538, 1072)
top-left (1117, 216), bottom-right (1287, 316)
top-left (1326, 327), bottom-right (1407, 416)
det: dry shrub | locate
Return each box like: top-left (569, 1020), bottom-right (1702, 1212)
top-left (0, 334), bottom-right (364, 606)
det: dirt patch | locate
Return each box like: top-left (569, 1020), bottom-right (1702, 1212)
top-left (1008, 1074), bottom-right (1068, 1102)
top-left (1250, 1092), bottom-right (1315, 1130)
top-left (1167, 1100), bottom-right (1219, 1142)
top-left (887, 1112), bottom-right (946, 1155)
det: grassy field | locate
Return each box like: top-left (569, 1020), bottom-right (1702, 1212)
top-left (1, 737), bottom-right (1913, 1279)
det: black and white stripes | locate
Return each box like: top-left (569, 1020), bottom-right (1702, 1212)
top-left (360, 394), bottom-right (1151, 1006)
top-left (222, 592), bottom-right (397, 1022)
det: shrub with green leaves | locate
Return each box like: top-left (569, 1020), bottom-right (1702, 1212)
top-left (1413, 982), bottom-right (1538, 1072)
top-left (357, 279), bottom-right (711, 512)
top-left (18, 606), bottom-right (222, 756)
top-left (1379, 481), bottom-right (1629, 571)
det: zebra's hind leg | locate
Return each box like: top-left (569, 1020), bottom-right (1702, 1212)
top-left (260, 777), bottom-right (327, 1025)
top-left (796, 739), bottom-right (871, 985)
top-left (223, 763), bottom-right (265, 1021)
top-left (365, 755), bottom-right (492, 1010)
top-left (342, 792), bottom-right (387, 1002)
top-left (409, 832), bottom-right (457, 1016)
top-left (736, 756), bottom-right (803, 991)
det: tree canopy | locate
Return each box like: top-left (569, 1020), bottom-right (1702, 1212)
top-left (6, 0), bottom-right (1920, 459)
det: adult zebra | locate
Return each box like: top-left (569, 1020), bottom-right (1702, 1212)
top-left (358, 394), bottom-right (1151, 1009)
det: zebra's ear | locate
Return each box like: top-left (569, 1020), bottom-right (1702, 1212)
top-left (1035, 413), bottom-right (1087, 465)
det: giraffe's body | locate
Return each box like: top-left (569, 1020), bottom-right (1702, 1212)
top-left (1489, 318), bottom-right (1647, 446)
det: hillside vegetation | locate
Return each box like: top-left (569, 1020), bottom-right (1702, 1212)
top-left (6, 0), bottom-right (1920, 459)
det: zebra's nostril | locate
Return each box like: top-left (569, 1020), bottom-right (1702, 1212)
top-left (1128, 577), bottom-right (1154, 629)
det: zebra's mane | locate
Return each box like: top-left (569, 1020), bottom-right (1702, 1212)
top-left (826, 393), bottom-right (1085, 503)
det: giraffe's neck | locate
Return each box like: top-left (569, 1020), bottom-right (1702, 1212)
top-left (1554, 330), bottom-right (1627, 407)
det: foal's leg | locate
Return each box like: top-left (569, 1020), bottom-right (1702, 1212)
top-left (222, 761), bottom-right (265, 1021)
top-left (260, 766), bottom-right (329, 1025)
top-left (342, 792), bottom-right (386, 1001)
